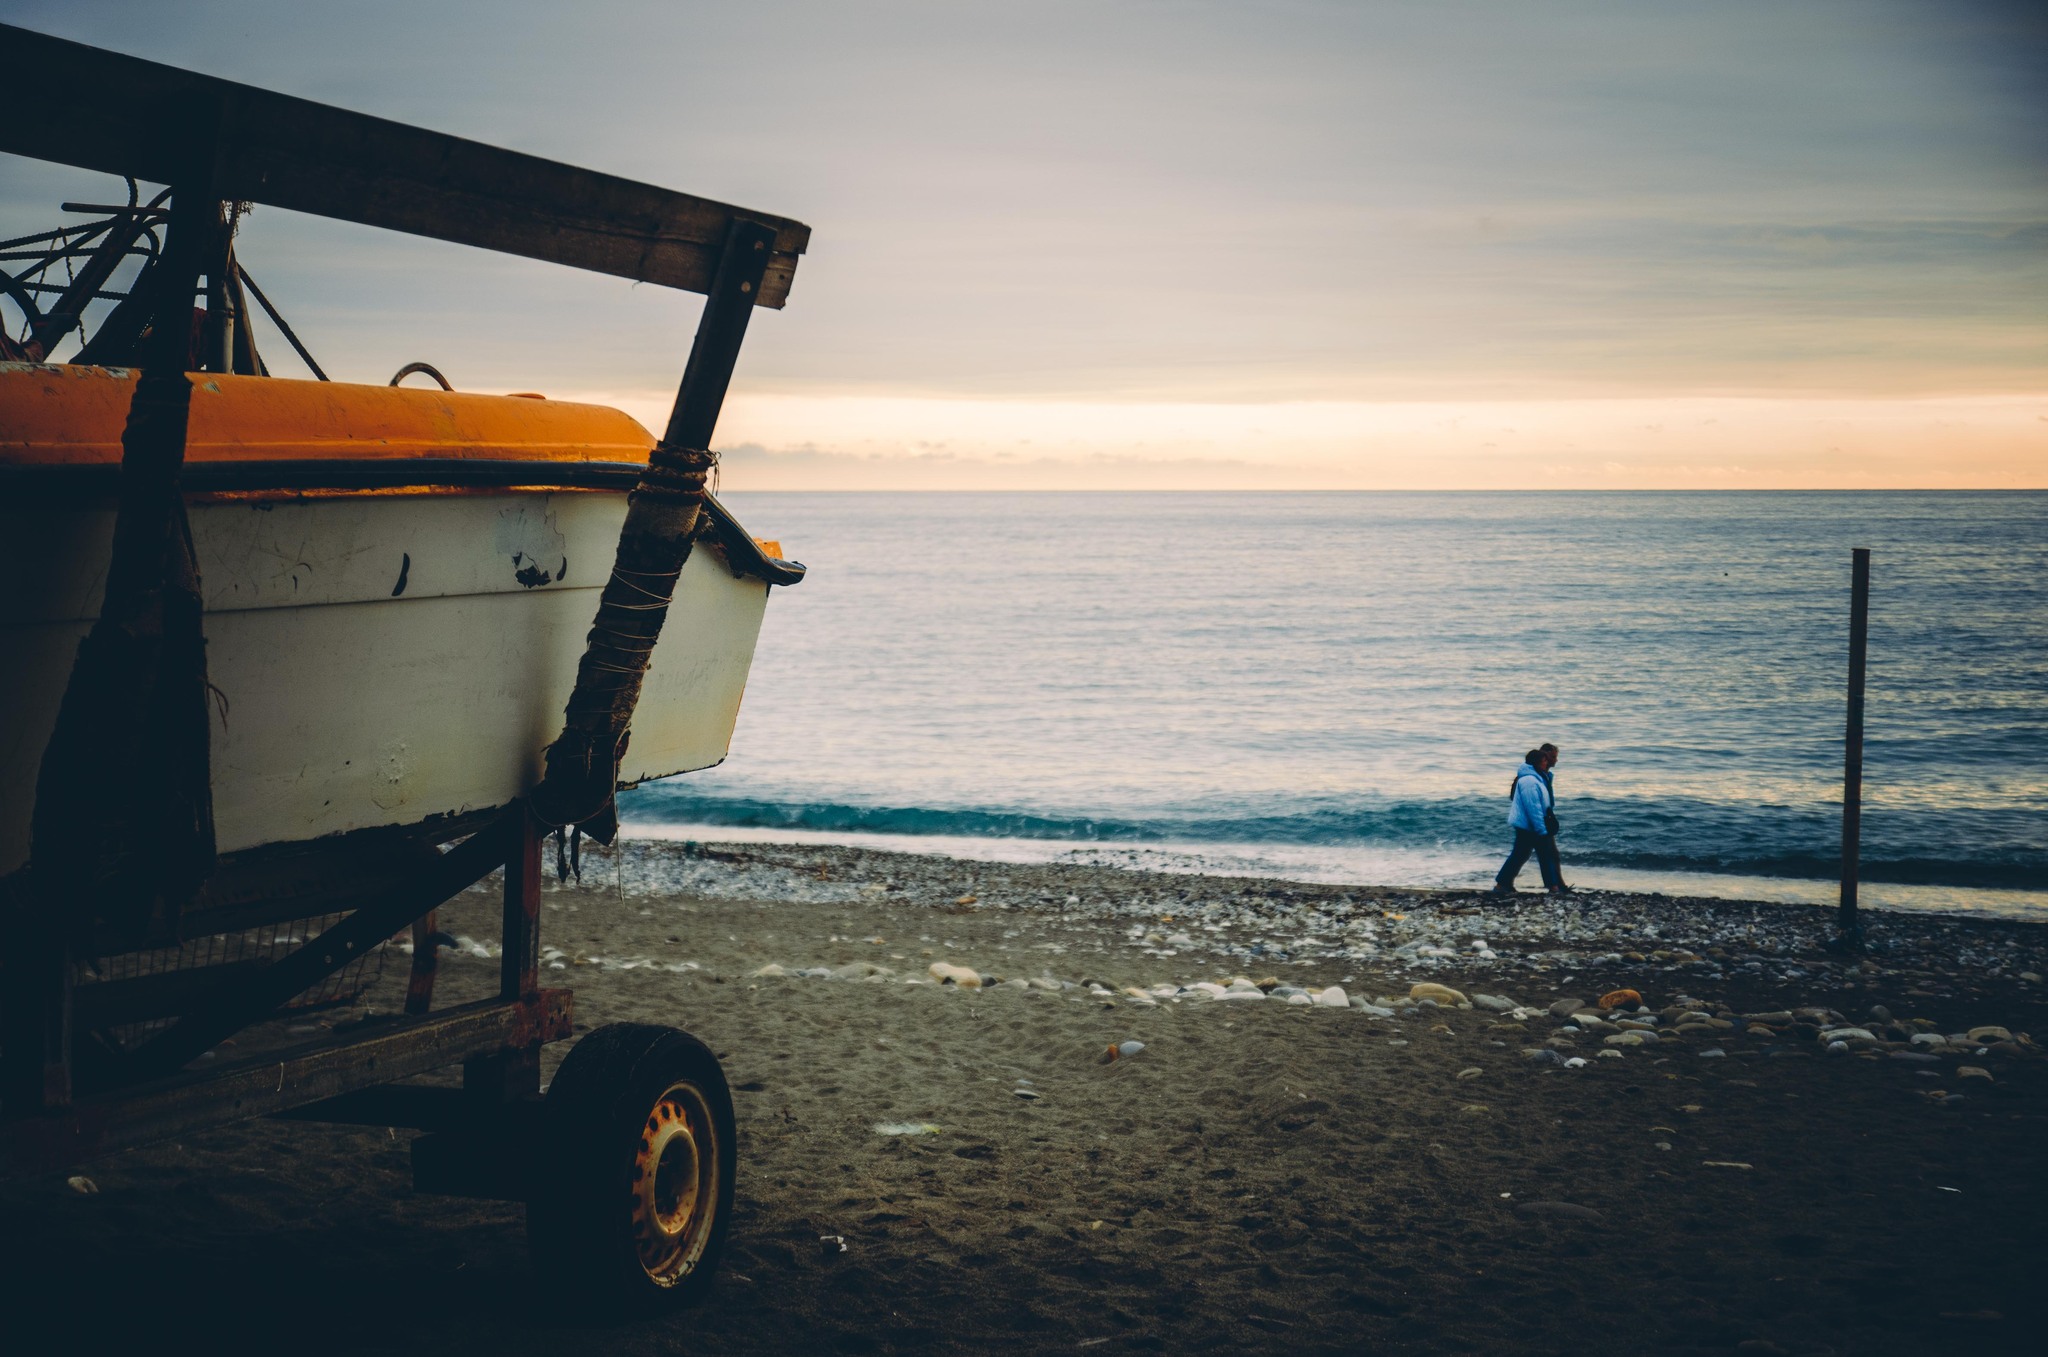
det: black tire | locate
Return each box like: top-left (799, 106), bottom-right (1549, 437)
top-left (527, 1023), bottom-right (737, 1309)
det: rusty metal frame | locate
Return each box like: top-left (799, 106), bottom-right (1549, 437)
top-left (2, 807), bottom-right (563, 1176)
top-left (2, 990), bottom-right (571, 1176)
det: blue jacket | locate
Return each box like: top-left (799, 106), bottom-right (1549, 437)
top-left (1508, 762), bottom-right (1553, 833)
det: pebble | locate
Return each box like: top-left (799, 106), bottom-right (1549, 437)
top-left (1699, 1048), bottom-right (1726, 1058)
top-left (1548, 998), bottom-right (1588, 1019)
top-left (66, 1176), bottom-right (97, 1195)
top-left (1472, 994), bottom-right (1519, 1013)
top-left (928, 962), bottom-right (982, 988)
top-left (1957, 1066), bottom-right (1992, 1081)
top-left (1596, 1049), bottom-right (1623, 1060)
top-left (1314, 986), bottom-right (1350, 1008)
top-left (1526, 1048), bottom-right (1564, 1065)
top-left (1013, 1088), bottom-right (1040, 1099)
top-left (1409, 982), bottom-right (1467, 1006)
top-left (1285, 993), bottom-right (1314, 1005)
top-left (1967, 1026), bottom-right (2012, 1044)
top-left (750, 963), bottom-right (788, 978)
top-left (1352, 1001), bottom-right (1396, 1016)
top-left (1563, 1056), bottom-right (1589, 1068)
top-left (1456, 1067), bottom-right (1484, 1080)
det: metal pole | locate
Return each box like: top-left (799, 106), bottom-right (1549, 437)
top-left (1839, 547), bottom-right (1870, 941)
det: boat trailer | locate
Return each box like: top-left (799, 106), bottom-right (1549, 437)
top-left (0, 25), bottom-right (810, 1306)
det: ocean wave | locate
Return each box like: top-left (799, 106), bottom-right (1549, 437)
top-left (619, 786), bottom-right (2045, 890)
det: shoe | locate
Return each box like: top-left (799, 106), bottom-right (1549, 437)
top-left (1483, 886), bottom-right (1518, 900)
top-left (1549, 885), bottom-right (1576, 896)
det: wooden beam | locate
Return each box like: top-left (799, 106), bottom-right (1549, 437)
top-left (530, 220), bottom-right (778, 831)
top-left (0, 24), bottom-right (809, 307)
top-left (1, 992), bottom-right (571, 1175)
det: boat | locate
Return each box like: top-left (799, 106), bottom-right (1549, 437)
top-left (0, 363), bottom-right (802, 873)
top-left (0, 23), bottom-right (813, 1306)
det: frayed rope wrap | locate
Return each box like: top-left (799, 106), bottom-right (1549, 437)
top-left (529, 441), bottom-right (716, 839)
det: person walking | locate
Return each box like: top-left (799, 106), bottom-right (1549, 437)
top-left (1488, 745), bottom-right (1566, 896)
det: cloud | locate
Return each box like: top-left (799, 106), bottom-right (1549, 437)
top-left (3, 1), bottom-right (2044, 483)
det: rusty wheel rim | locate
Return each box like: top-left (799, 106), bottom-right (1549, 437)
top-left (629, 1080), bottom-right (718, 1285)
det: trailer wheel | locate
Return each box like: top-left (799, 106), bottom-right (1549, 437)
top-left (528, 1023), bottom-right (736, 1308)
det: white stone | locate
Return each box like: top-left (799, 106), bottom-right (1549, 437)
top-left (928, 962), bottom-right (982, 988)
top-left (750, 963), bottom-right (787, 978)
top-left (1313, 986), bottom-right (1349, 1008)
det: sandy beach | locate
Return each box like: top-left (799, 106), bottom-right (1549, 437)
top-left (6, 838), bottom-right (2044, 1356)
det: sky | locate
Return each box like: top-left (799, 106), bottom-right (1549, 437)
top-left (3, 0), bottom-right (2044, 488)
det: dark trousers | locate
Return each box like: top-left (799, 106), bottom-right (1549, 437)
top-left (1496, 828), bottom-right (1563, 892)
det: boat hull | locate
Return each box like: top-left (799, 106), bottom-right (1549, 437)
top-left (2, 489), bottom-right (768, 873)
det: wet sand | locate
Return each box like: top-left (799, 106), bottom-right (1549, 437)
top-left (6, 839), bottom-right (2045, 1356)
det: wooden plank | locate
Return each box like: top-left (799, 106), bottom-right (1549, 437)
top-left (0, 24), bottom-right (809, 306)
top-left (1, 991), bottom-right (572, 1175)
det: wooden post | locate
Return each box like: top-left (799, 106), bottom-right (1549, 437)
top-left (501, 808), bottom-right (542, 1003)
top-left (1839, 547), bottom-right (1870, 941)
top-left (463, 808), bottom-right (545, 1103)
top-left (403, 910), bottom-right (440, 1016)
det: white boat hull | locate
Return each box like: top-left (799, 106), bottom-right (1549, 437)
top-left (2, 490), bottom-right (769, 872)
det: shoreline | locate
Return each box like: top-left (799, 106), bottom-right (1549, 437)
top-left (593, 838), bottom-right (2048, 1030)
top-left (621, 820), bottom-right (2048, 925)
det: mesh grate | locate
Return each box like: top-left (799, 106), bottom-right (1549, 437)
top-left (77, 913), bottom-right (391, 1051)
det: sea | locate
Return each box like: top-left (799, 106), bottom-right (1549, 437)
top-left (621, 491), bottom-right (2048, 921)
